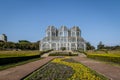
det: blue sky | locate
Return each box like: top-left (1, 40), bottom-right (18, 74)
top-left (0, 0), bottom-right (120, 47)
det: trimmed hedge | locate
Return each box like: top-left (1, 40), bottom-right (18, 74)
top-left (0, 55), bottom-right (40, 65)
top-left (49, 52), bottom-right (78, 56)
top-left (40, 49), bottom-right (53, 56)
top-left (0, 50), bottom-right (53, 65)
top-left (76, 50), bottom-right (87, 55)
top-left (87, 54), bottom-right (120, 64)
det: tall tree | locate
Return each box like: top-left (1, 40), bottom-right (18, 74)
top-left (97, 41), bottom-right (104, 50)
top-left (86, 42), bottom-right (95, 50)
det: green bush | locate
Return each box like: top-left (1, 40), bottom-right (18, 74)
top-left (87, 54), bottom-right (120, 64)
top-left (39, 49), bottom-right (53, 56)
top-left (49, 52), bottom-right (78, 56)
top-left (61, 47), bottom-right (66, 51)
top-left (0, 50), bottom-right (53, 65)
top-left (0, 55), bottom-right (40, 65)
top-left (77, 50), bottom-right (87, 55)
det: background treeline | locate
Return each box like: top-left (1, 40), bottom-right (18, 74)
top-left (0, 40), bottom-right (39, 50)
top-left (86, 41), bottom-right (120, 50)
top-left (97, 41), bottom-right (120, 50)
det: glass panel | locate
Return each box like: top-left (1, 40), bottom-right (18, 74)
top-left (64, 31), bottom-right (68, 36)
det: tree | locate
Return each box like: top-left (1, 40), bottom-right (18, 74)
top-left (0, 40), bottom-right (39, 51)
top-left (97, 41), bottom-right (104, 50)
top-left (18, 40), bottom-right (39, 50)
top-left (86, 42), bottom-right (95, 50)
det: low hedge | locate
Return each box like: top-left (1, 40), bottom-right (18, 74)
top-left (39, 49), bottom-right (53, 56)
top-left (0, 49), bottom-right (53, 65)
top-left (0, 55), bottom-right (40, 65)
top-left (87, 54), bottom-right (120, 64)
top-left (49, 52), bottom-right (78, 56)
top-left (76, 50), bottom-right (87, 55)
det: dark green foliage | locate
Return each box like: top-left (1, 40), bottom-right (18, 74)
top-left (0, 40), bottom-right (39, 50)
top-left (86, 42), bottom-right (95, 50)
top-left (0, 55), bottom-right (40, 65)
top-left (97, 41), bottom-right (105, 50)
top-left (39, 49), bottom-right (53, 57)
top-left (49, 52), bottom-right (78, 56)
top-left (61, 47), bottom-right (66, 51)
top-left (0, 50), bottom-right (52, 65)
top-left (23, 63), bottom-right (74, 80)
top-left (103, 45), bottom-right (120, 50)
top-left (77, 50), bottom-right (87, 55)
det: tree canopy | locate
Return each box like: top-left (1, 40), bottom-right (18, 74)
top-left (0, 40), bottom-right (39, 50)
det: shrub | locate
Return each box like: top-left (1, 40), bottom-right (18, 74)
top-left (77, 50), bottom-right (87, 55)
top-left (87, 54), bottom-right (120, 64)
top-left (0, 55), bottom-right (40, 65)
top-left (49, 52), bottom-right (78, 56)
top-left (40, 49), bottom-right (53, 56)
top-left (61, 47), bottom-right (66, 51)
top-left (0, 50), bottom-right (53, 65)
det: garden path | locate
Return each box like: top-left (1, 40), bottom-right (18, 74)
top-left (0, 56), bottom-right (55, 80)
top-left (72, 56), bottom-right (120, 80)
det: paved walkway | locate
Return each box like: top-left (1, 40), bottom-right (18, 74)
top-left (0, 53), bottom-right (120, 80)
top-left (72, 56), bottom-right (120, 80)
top-left (0, 56), bottom-right (55, 80)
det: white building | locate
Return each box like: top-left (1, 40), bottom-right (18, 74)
top-left (0, 34), bottom-right (7, 42)
top-left (40, 26), bottom-right (86, 51)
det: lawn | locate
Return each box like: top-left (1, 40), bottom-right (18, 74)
top-left (0, 51), bottom-right (41, 70)
top-left (0, 51), bottom-right (40, 58)
top-left (87, 50), bottom-right (120, 64)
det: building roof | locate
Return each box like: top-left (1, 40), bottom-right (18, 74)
top-left (59, 26), bottom-right (68, 31)
top-left (46, 26), bottom-right (56, 31)
top-left (70, 26), bottom-right (81, 31)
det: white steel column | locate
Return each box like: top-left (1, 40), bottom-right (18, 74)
top-left (50, 27), bottom-right (52, 49)
top-left (75, 27), bottom-right (77, 50)
top-left (75, 43), bottom-right (77, 50)
top-left (67, 31), bottom-right (68, 50)
top-left (70, 43), bottom-right (71, 50)
top-left (40, 41), bottom-right (42, 51)
top-left (56, 43), bottom-right (58, 50)
top-left (84, 43), bottom-right (86, 51)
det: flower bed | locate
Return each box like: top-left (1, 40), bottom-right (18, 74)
top-left (24, 57), bottom-right (108, 80)
top-left (24, 62), bottom-right (74, 80)
top-left (52, 57), bottom-right (108, 80)
top-left (49, 52), bottom-right (78, 56)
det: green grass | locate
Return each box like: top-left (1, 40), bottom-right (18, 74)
top-left (86, 50), bottom-right (120, 55)
top-left (0, 51), bottom-right (43, 70)
top-left (0, 57), bottom-right (42, 71)
top-left (0, 51), bottom-right (40, 58)
top-left (87, 50), bottom-right (120, 64)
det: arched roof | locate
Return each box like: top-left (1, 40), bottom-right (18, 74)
top-left (70, 26), bottom-right (81, 31)
top-left (46, 26), bottom-right (56, 31)
top-left (59, 26), bottom-right (68, 31)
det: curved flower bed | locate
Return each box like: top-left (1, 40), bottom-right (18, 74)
top-left (52, 57), bottom-right (108, 80)
top-left (24, 57), bottom-right (108, 80)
